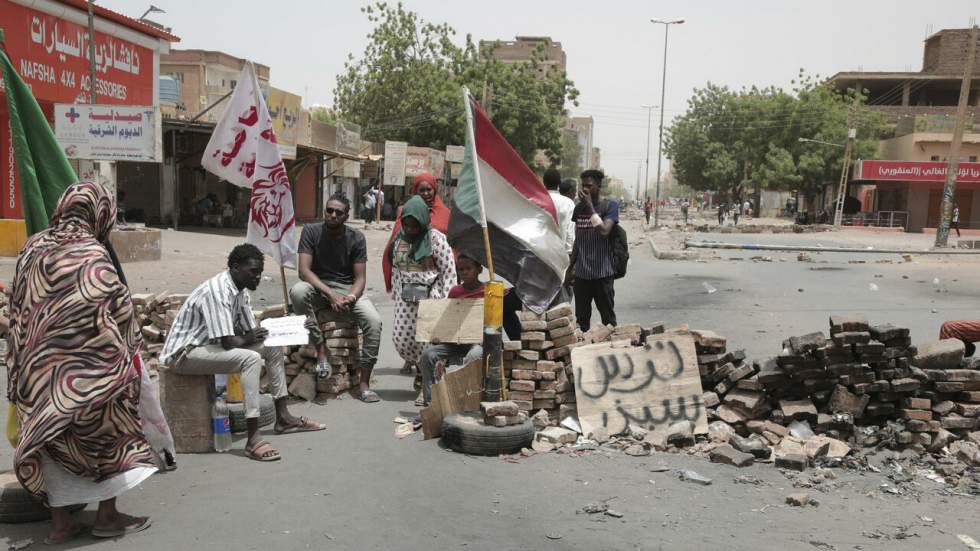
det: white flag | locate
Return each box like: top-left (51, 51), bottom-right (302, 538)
top-left (202, 61), bottom-right (297, 268)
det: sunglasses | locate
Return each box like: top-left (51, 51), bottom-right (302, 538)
top-left (325, 207), bottom-right (347, 216)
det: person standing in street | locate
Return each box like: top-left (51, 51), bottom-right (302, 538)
top-left (644, 198), bottom-right (653, 225)
top-left (680, 200), bottom-right (689, 225)
top-left (570, 169), bottom-right (618, 331)
top-left (952, 204), bottom-right (961, 238)
top-left (8, 182), bottom-right (155, 543)
top-left (290, 194), bottom-right (384, 403)
top-left (717, 202), bottom-right (726, 226)
top-left (544, 169), bottom-right (575, 303)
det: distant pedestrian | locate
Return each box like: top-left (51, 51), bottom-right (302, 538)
top-left (680, 200), bottom-right (689, 225)
top-left (717, 203), bottom-right (726, 225)
top-left (952, 205), bottom-right (961, 237)
top-left (571, 169), bottom-right (619, 331)
top-left (560, 178), bottom-right (577, 202)
top-left (644, 198), bottom-right (653, 225)
top-left (743, 200), bottom-right (752, 217)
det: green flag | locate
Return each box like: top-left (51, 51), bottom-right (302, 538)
top-left (0, 47), bottom-right (77, 236)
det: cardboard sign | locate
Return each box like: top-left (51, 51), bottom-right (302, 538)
top-left (571, 332), bottom-right (707, 441)
top-left (415, 298), bottom-right (484, 344)
top-left (420, 359), bottom-right (483, 439)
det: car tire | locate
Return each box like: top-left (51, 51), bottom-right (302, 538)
top-left (0, 470), bottom-right (84, 524)
top-left (228, 393), bottom-right (275, 433)
top-left (440, 412), bottom-right (534, 455)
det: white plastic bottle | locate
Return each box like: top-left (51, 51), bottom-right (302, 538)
top-left (212, 398), bottom-right (232, 452)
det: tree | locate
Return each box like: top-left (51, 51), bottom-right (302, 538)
top-left (333, 2), bottom-right (578, 166)
top-left (664, 71), bottom-right (889, 208)
top-left (558, 129), bottom-right (581, 178)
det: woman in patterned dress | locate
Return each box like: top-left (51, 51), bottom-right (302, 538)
top-left (388, 196), bottom-right (457, 401)
top-left (7, 182), bottom-right (155, 543)
top-left (382, 173), bottom-right (451, 375)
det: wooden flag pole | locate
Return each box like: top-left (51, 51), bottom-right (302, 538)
top-left (279, 264), bottom-right (290, 312)
top-left (463, 87), bottom-right (505, 401)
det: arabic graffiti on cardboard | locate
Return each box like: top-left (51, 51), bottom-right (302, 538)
top-left (572, 333), bottom-right (708, 440)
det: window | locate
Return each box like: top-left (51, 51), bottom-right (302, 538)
top-left (230, 80), bottom-right (237, 89)
top-left (931, 155), bottom-right (940, 161)
top-left (969, 156), bottom-right (978, 163)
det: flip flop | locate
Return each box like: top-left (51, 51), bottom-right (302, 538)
top-left (245, 440), bottom-right (281, 462)
top-left (275, 416), bottom-right (326, 434)
top-left (359, 389), bottom-right (381, 403)
top-left (91, 516), bottom-right (152, 539)
top-left (44, 523), bottom-right (88, 545)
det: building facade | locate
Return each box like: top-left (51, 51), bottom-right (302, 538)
top-left (829, 28), bottom-right (980, 233)
top-left (481, 35), bottom-right (567, 77)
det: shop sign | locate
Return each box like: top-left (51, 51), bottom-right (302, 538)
top-left (267, 87), bottom-right (300, 159)
top-left (1, 2), bottom-right (154, 105)
top-left (55, 104), bottom-right (161, 162)
top-left (383, 141), bottom-right (407, 186)
top-left (855, 160), bottom-right (980, 183)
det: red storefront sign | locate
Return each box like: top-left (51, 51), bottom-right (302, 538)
top-left (0, 1), bottom-right (158, 219)
top-left (0, 1), bottom-right (155, 105)
top-left (855, 160), bottom-right (980, 183)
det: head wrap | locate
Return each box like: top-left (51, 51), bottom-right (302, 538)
top-left (397, 195), bottom-right (433, 262)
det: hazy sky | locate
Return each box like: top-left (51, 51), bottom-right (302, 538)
top-left (105, 0), bottom-right (976, 195)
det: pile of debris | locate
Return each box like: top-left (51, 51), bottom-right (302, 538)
top-left (501, 302), bottom-right (665, 427)
top-left (690, 314), bottom-right (979, 471)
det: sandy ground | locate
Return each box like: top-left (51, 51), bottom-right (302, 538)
top-left (2, 217), bottom-right (980, 550)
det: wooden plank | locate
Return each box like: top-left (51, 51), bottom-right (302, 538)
top-left (571, 331), bottom-right (707, 442)
top-left (415, 298), bottom-right (484, 344)
top-left (420, 359), bottom-right (484, 439)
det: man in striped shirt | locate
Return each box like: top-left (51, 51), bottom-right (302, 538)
top-left (570, 169), bottom-right (619, 331)
top-left (161, 244), bottom-right (324, 462)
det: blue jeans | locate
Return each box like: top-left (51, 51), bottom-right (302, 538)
top-left (419, 344), bottom-right (483, 404)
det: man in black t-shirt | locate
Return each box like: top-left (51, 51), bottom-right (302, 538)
top-left (290, 194), bottom-right (384, 403)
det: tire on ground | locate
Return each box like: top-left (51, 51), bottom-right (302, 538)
top-left (228, 393), bottom-right (275, 433)
top-left (440, 412), bottom-right (534, 455)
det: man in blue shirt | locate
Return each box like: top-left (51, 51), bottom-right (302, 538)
top-left (570, 169), bottom-right (619, 331)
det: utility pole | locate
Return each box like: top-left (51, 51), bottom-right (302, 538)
top-left (833, 96), bottom-right (859, 226)
top-left (642, 105), bottom-right (654, 204)
top-left (935, 25), bottom-right (978, 247)
top-left (86, 0), bottom-right (98, 104)
top-left (650, 18), bottom-right (684, 227)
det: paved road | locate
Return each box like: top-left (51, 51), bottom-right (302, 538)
top-left (2, 221), bottom-right (979, 550)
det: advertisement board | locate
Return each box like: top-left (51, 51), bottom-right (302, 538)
top-left (0, 2), bottom-right (155, 105)
top-left (267, 87), bottom-right (300, 159)
top-left (336, 119), bottom-right (362, 155)
top-left (55, 104), bottom-right (161, 162)
top-left (854, 160), bottom-right (980, 183)
top-left (384, 141), bottom-right (407, 187)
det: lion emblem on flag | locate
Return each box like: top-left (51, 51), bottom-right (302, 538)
top-left (249, 162), bottom-right (295, 243)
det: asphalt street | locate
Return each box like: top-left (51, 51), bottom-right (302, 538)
top-left (2, 220), bottom-right (979, 550)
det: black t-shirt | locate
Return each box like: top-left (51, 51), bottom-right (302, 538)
top-left (298, 224), bottom-right (367, 285)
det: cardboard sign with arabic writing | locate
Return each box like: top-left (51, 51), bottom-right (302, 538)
top-left (571, 332), bottom-right (707, 441)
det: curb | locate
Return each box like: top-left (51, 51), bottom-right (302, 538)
top-left (648, 238), bottom-right (701, 261)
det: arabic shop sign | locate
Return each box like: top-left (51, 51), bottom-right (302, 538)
top-left (55, 104), bottom-right (161, 162)
top-left (267, 87), bottom-right (301, 160)
top-left (855, 160), bottom-right (980, 183)
top-left (0, 2), bottom-right (154, 105)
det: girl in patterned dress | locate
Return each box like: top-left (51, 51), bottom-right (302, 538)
top-left (388, 196), bottom-right (457, 397)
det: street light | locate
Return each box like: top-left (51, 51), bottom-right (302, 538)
top-left (650, 17), bottom-right (684, 228)
top-left (641, 104), bottom-right (656, 204)
top-left (139, 4), bottom-right (166, 21)
top-left (798, 137), bottom-right (844, 148)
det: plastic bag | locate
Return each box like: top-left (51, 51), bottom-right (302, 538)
top-left (136, 354), bottom-right (177, 470)
top-left (5, 402), bottom-right (19, 448)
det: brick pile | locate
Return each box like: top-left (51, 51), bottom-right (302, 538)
top-left (503, 303), bottom-right (581, 425)
top-left (692, 314), bottom-right (979, 470)
top-left (310, 309), bottom-right (362, 399)
top-left (133, 291), bottom-right (189, 373)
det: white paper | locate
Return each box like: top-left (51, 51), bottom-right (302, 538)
top-left (260, 315), bottom-right (310, 347)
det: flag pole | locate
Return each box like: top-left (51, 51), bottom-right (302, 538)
top-left (462, 87), bottom-right (495, 281)
top-left (463, 86), bottom-right (505, 401)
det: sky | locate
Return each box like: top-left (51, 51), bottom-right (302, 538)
top-left (104, 0), bottom-right (977, 196)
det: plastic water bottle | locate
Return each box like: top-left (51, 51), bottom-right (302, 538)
top-left (212, 398), bottom-right (232, 452)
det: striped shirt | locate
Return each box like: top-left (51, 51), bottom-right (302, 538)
top-left (573, 199), bottom-right (619, 280)
top-left (160, 271), bottom-right (257, 365)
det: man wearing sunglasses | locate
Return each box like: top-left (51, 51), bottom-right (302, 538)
top-left (291, 193), bottom-right (384, 402)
